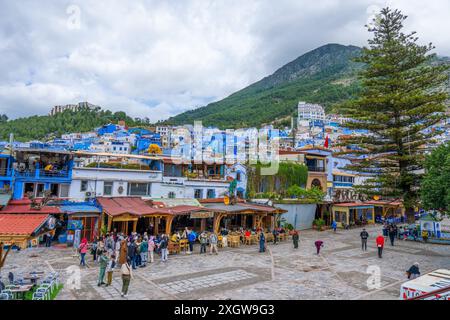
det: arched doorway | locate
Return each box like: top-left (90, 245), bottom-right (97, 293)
top-left (311, 178), bottom-right (322, 190)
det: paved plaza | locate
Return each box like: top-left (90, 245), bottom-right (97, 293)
top-left (2, 225), bottom-right (449, 300)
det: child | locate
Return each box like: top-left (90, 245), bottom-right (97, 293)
top-left (106, 254), bottom-right (116, 286)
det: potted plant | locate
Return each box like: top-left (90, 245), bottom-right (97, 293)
top-left (313, 218), bottom-right (325, 231)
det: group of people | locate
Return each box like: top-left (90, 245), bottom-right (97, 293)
top-left (78, 231), bottom-right (171, 297)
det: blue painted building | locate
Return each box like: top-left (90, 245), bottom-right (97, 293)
top-left (0, 153), bottom-right (14, 190)
top-left (11, 149), bottom-right (73, 200)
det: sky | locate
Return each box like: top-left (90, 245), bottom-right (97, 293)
top-left (0, 0), bottom-right (449, 121)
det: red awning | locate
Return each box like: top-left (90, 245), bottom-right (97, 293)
top-left (0, 214), bottom-right (49, 235)
top-left (97, 197), bottom-right (171, 217)
top-left (1, 198), bottom-right (61, 214)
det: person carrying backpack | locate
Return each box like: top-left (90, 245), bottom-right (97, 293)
top-left (209, 232), bottom-right (218, 255)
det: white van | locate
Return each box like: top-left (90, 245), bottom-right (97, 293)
top-left (400, 269), bottom-right (450, 300)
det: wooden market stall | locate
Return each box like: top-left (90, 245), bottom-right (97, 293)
top-left (97, 197), bottom-right (173, 235)
top-left (0, 214), bottom-right (51, 249)
top-left (331, 202), bottom-right (375, 227)
top-left (200, 199), bottom-right (287, 234)
top-left (365, 200), bottom-right (405, 223)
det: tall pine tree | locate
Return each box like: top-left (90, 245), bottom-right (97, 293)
top-left (339, 8), bottom-right (449, 222)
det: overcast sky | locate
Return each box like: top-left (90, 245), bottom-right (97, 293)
top-left (1, 0), bottom-right (449, 120)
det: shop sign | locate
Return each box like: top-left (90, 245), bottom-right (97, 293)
top-left (190, 211), bottom-right (214, 219)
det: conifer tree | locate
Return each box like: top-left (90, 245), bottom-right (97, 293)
top-left (339, 8), bottom-right (449, 222)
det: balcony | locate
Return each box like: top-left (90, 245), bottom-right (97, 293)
top-left (14, 169), bottom-right (71, 181)
top-left (333, 182), bottom-right (354, 188)
top-left (307, 166), bottom-right (326, 172)
top-left (0, 168), bottom-right (13, 177)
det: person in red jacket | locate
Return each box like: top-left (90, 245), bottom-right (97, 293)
top-left (376, 233), bottom-right (385, 258)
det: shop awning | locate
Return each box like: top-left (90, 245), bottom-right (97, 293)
top-left (0, 214), bottom-right (49, 236)
top-left (60, 203), bottom-right (102, 216)
top-left (97, 197), bottom-right (170, 217)
top-left (1, 198), bottom-right (61, 214)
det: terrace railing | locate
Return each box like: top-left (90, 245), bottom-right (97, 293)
top-left (0, 168), bottom-right (12, 177)
top-left (307, 166), bottom-right (326, 172)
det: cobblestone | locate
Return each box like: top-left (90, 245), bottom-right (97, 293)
top-left (2, 225), bottom-right (449, 300)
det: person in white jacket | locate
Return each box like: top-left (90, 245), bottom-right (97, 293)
top-left (120, 258), bottom-right (133, 297)
top-left (115, 237), bottom-right (122, 264)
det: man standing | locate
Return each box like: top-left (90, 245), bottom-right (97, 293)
top-left (376, 233), bottom-right (385, 258)
top-left (159, 234), bottom-right (169, 262)
top-left (209, 232), bottom-right (219, 255)
top-left (272, 228), bottom-right (278, 245)
top-left (259, 231), bottom-right (266, 253)
top-left (140, 237), bottom-right (148, 267)
top-left (388, 225), bottom-right (396, 246)
top-left (188, 230), bottom-right (196, 254)
top-left (199, 232), bottom-right (208, 254)
top-left (97, 250), bottom-right (108, 286)
top-left (292, 231), bottom-right (299, 249)
top-left (127, 240), bottom-right (137, 270)
top-left (360, 228), bottom-right (369, 251)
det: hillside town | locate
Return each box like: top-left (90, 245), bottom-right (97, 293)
top-left (1, 4), bottom-right (449, 305)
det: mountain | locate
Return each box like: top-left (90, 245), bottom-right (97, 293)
top-left (163, 44), bottom-right (364, 128)
top-left (0, 106), bottom-right (147, 142)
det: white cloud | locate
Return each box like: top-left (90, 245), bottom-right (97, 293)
top-left (0, 0), bottom-right (449, 120)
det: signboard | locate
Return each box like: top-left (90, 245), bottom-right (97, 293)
top-left (190, 211), bottom-right (214, 219)
top-left (67, 219), bottom-right (83, 230)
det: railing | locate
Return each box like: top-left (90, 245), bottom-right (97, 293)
top-left (333, 182), bottom-right (354, 187)
top-left (0, 168), bottom-right (12, 177)
top-left (408, 285), bottom-right (450, 300)
top-left (307, 166), bottom-right (326, 172)
top-left (14, 169), bottom-right (70, 179)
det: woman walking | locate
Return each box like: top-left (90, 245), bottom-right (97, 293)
top-left (120, 258), bottom-right (133, 298)
top-left (79, 238), bottom-right (88, 267)
top-left (119, 238), bottom-right (127, 266)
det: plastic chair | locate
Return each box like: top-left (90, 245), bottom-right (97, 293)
top-left (36, 287), bottom-right (50, 300)
top-left (0, 292), bottom-right (10, 300)
top-left (40, 283), bottom-right (53, 295)
top-left (32, 292), bottom-right (45, 300)
top-left (1, 289), bottom-right (13, 300)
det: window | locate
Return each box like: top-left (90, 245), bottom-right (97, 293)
top-left (59, 184), bottom-right (70, 198)
top-left (127, 183), bottom-right (150, 196)
top-left (168, 192), bottom-right (176, 199)
top-left (36, 183), bottom-right (45, 198)
top-left (50, 184), bottom-right (59, 197)
top-left (103, 181), bottom-right (113, 196)
top-left (80, 180), bottom-right (88, 192)
top-left (236, 172), bottom-right (241, 182)
top-left (194, 189), bottom-right (203, 199)
top-left (206, 189), bottom-right (215, 199)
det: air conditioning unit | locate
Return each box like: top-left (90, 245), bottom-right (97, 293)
top-left (85, 191), bottom-right (94, 198)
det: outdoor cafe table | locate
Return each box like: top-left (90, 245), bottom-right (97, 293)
top-left (24, 274), bottom-right (42, 285)
top-left (9, 284), bottom-right (34, 300)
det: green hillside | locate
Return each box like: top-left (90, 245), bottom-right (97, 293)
top-left (163, 44), bottom-right (364, 128)
top-left (0, 107), bottom-right (146, 142)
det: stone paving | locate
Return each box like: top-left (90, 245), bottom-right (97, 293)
top-left (1, 224), bottom-right (449, 300)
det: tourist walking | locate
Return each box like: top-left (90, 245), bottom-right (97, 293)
top-left (115, 237), bottom-right (121, 263)
top-left (360, 228), bottom-right (369, 251)
top-left (127, 240), bottom-right (137, 270)
top-left (120, 258), bottom-right (133, 298)
top-left (331, 221), bottom-right (337, 233)
top-left (388, 225), bottom-right (396, 246)
top-left (406, 262), bottom-right (421, 280)
top-left (140, 237), bottom-right (148, 267)
top-left (314, 240), bottom-right (324, 255)
top-left (78, 238), bottom-right (88, 267)
top-left (119, 238), bottom-right (127, 266)
top-left (376, 233), bottom-right (385, 258)
top-left (272, 228), bottom-right (278, 245)
top-left (199, 232), bottom-right (208, 254)
top-left (159, 234), bottom-right (169, 262)
top-left (292, 231), bottom-right (299, 249)
top-left (106, 254), bottom-right (116, 286)
top-left (188, 230), bottom-right (197, 254)
top-left (259, 231), bottom-right (266, 253)
top-left (209, 232), bottom-right (219, 255)
top-left (148, 236), bottom-right (155, 263)
top-left (91, 238), bottom-right (98, 262)
top-left (97, 250), bottom-right (108, 286)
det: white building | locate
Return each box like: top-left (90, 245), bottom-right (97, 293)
top-left (297, 102), bottom-right (325, 123)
